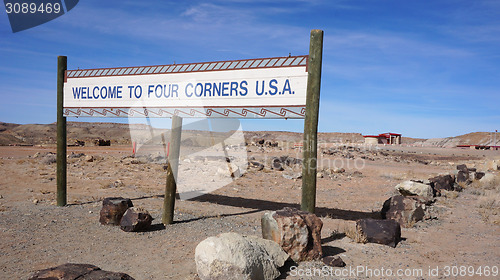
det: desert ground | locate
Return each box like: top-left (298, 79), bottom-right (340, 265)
top-left (0, 124), bottom-right (499, 279)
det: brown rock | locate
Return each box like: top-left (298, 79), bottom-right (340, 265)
top-left (381, 195), bottom-right (425, 227)
top-left (456, 170), bottom-right (470, 184)
top-left (429, 174), bottom-right (455, 195)
top-left (99, 197), bottom-right (133, 225)
top-left (28, 263), bottom-right (134, 280)
top-left (323, 256), bottom-right (346, 267)
top-left (261, 207), bottom-right (323, 262)
top-left (456, 164), bottom-right (468, 172)
top-left (270, 157), bottom-right (284, 171)
top-left (120, 207), bottom-right (152, 232)
top-left (355, 218), bottom-right (401, 247)
top-left (248, 161), bottom-right (264, 171)
top-left (475, 172), bottom-right (485, 180)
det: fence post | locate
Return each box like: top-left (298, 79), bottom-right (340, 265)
top-left (57, 56), bottom-right (67, 206)
top-left (162, 115), bottom-right (183, 225)
top-left (301, 30), bottom-right (323, 213)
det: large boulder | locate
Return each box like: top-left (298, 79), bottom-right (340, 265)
top-left (381, 195), bottom-right (425, 227)
top-left (120, 207), bottom-right (152, 232)
top-left (479, 173), bottom-right (498, 188)
top-left (99, 197), bottom-right (133, 225)
top-left (429, 174), bottom-right (455, 196)
top-left (261, 207), bottom-right (323, 262)
top-left (195, 232), bottom-right (289, 280)
top-left (395, 181), bottom-right (433, 199)
top-left (354, 219), bottom-right (401, 247)
top-left (28, 263), bottom-right (134, 280)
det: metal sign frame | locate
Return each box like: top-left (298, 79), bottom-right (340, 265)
top-left (56, 30), bottom-right (323, 224)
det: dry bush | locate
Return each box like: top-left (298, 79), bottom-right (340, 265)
top-left (473, 173), bottom-right (500, 224)
top-left (441, 190), bottom-right (460, 199)
top-left (343, 223), bottom-right (367, 243)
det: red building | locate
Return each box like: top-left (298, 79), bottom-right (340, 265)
top-left (363, 133), bottom-right (402, 144)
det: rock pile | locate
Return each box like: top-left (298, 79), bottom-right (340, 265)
top-left (99, 197), bottom-right (152, 232)
top-left (384, 163), bottom-right (489, 228)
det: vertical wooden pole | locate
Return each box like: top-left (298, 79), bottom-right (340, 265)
top-left (56, 56), bottom-right (67, 206)
top-left (301, 30), bottom-right (323, 213)
top-left (162, 115), bottom-right (182, 225)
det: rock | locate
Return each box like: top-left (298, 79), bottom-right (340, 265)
top-left (68, 152), bottom-right (85, 159)
top-left (381, 195), bottom-right (425, 227)
top-left (282, 171), bottom-right (302, 180)
top-left (475, 172), bottom-right (485, 181)
top-left (429, 174), bottom-right (455, 196)
top-left (484, 160), bottom-right (500, 171)
top-left (354, 218), bottom-right (401, 247)
top-left (28, 263), bottom-right (135, 280)
top-left (333, 168), bottom-right (345, 174)
top-left (270, 157), bottom-right (284, 171)
top-left (195, 232), bottom-right (289, 280)
top-left (479, 173), bottom-right (498, 187)
top-left (395, 180), bottom-right (433, 199)
top-left (322, 256), bottom-right (346, 267)
top-left (84, 155), bottom-right (94, 162)
top-left (351, 171), bottom-right (363, 177)
top-left (261, 207), bottom-right (323, 262)
top-left (456, 164), bottom-right (468, 172)
top-left (316, 172), bottom-right (324, 178)
top-left (248, 161), bottom-right (264, 171)
top-left (120, 207), bottom-right (152, 232)
top-left (282, 156), bottom-right (302, 167)
top-left (41, 153), bottom-right (57, 165)
top-left (99, 197), bottom-right (133, 225)
top-left (456, 170), bottom-right (470, 184)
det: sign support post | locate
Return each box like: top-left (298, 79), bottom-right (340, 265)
top-left (162, 115), bottom-right (183, 225)
top-left (301, 29), bottom-right (323, 214)
top-left (57, 56), bottom-right (67, 206)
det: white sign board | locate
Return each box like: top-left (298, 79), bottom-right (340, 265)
top-left (63, 55), bottom-right (308, 118)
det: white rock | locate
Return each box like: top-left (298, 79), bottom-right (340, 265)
top-left (195, 232), bottom-right (289, 280)
top-left (395, 180), bottom-right (433, 199)
top-left (484, 160), bottom-right (500, 171)
top-left (479, 173), bottom-right (498, 187)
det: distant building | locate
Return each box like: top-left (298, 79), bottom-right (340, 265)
top-left (363, 133), bottom-right (402, 144)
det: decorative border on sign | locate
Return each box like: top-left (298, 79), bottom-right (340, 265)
top-left (65, 55), bottom-right (308, 81)
top-left (63, 106), bottom-right (306, 119)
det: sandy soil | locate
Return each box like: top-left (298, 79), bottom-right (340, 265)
top-left (0, 144), bottom-right (499, 279)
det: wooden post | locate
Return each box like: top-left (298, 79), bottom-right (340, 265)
top-left (301, 30), bottom-right (323, 213)
top-left (162, 115), bottom-right (182, 225)
top-left (57, 56), bottom-right (67, 206)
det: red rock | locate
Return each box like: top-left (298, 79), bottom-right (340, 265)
top-left (355, 218), bottom-right (401, 247)
top-left (381, 195), bottom-right (426, 227)
top-left (261, 207), bottom-right (323, 262)
top-left (120, 207), bottom-right (152, 232)
top-left (99, 197), bottom-right (133, 225)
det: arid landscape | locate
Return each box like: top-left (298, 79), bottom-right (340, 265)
top-left (0, 122), bottom-right (499, 279)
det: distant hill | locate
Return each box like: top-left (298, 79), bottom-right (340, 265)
top-left (0, 121), bottom-right (497, 147)
top-left (414, 132), bottom-right (499, 148)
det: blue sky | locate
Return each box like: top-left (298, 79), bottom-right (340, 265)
top-left (0, 0), bottom-right (499, 138)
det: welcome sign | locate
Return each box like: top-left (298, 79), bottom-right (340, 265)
top-left (63, 55), bottom-right (308, 119)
